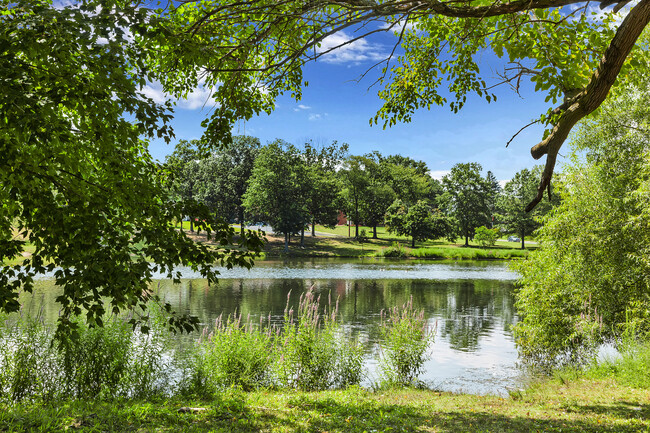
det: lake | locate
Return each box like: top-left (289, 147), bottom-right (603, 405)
top-left (25, 259), bottom-right (524, 395)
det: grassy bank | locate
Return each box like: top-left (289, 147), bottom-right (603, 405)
top-left (256, 224), bottom-right (533, 260)
top-left (1, 378), bottom-right (648, 432)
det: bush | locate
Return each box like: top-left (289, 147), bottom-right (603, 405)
top-left (378, 297), bottom-right (434, 387)
top-left (190, 312), bottom-right (275, 393)
top-left (474, 226), bottom-right (498, 248)
top-left (276, 290), bottom-right (363, 390)
top-left (0, 307), bottom-right (173, 402)
top-left (378, 242), bottom-right (407, 258)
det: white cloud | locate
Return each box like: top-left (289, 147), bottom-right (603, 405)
top-left (316, 31), bottom-right (388, 64)
top-left (141, 79), bottom-right (218, 110)
top-left (293, 104), bottom-right (311, 112)
top-left (308, 113), bottom-right (322, 121)
top-left (430, 170), bottom-right (450, 180)
top-left (380, 19), bottom-right (419, 34)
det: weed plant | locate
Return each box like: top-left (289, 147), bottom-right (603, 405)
top-left (276, 290), bottom-right (364, 390)
top-left (378, 297), bottom-right (435, 387)
top-left (377, 242), bottom-right (407, 258)
top-left (0, 306), bottom-right (173, 402)
top-left (185, 312), bottom-right (276, 394)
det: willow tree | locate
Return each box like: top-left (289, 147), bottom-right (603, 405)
top-left (145, 0), bottom-right (650, 209)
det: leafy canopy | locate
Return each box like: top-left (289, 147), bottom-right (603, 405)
top-left (0, 0), bottom-right (262, 339)
top-left (144, 0), bottom-right (650, 207)
top-left (514, 85), bottom-right (650, 369)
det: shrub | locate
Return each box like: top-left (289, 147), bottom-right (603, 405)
top-left (191, 312), bottom-right (275, 393)
top-left (276, 290), bottom-right (341, 390)
top-left (379, 242), bottom-right (407, 258)
top-left (378, 297), bottom-right (434, 387)
top-left (474, 226), bottom-right (499, 248)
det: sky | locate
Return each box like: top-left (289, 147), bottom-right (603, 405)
top-left (146, 26), bottom-right (559, 184)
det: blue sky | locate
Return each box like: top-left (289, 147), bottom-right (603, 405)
top-left (146, 27), bottom-right (557, 183)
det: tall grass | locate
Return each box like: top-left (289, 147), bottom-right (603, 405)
top-left (378, 297), bottom-right (435, 387)
top-left (0, 307), bottom-right (173, 402)
top-left (0, 290), bottom-right (435, 402)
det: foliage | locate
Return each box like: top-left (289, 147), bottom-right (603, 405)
top-left (377, 241), bottom-right (408, 258)
top-left (514, 87), bottom-right (650, 369)
top-left (144, 0), bottom-right (650, 202)
top-left (301, 141), bottom-right (348, 236)
top-left (378, 298), bottom-right (434, 387)
top-left (195, 136), bottom-right (261, 235)
top-left (276, 290), bottom-right (364, 391)
top-left (187, 313), bottom-right (275, 394)
top-left (0, 0), bottom-right (262, 338)
top-left (441, 163), bottom-right (491, 246)
top-left (474, 226), bottom-right (499, 248)
top-left (0, 308), bottom-right (172, 402)
top-left (497, 166), bottom-right (555, 248)
top-left (243, 140), bottom-right (309, 250)
top-left (385, 200), bottom-right (456, 248)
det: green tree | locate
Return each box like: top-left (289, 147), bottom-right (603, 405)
top-left (339, 156), bottom-right (371, 239)
top-left (385, 200), bottom-right (455, 248)
top-left (441, 163), bottom-right (490, 246)
top-left (514, 87), bottom-right (650, 368)
top-left (301, 141), bottom-right (348, 238)
top-left (484, 171), bottom-right (501, 228)
top-left (497, 166), bottom-right (554, 249)
top-left (196, 135), bottom-right (260, 238)
top-left (165, 140), bottom-right (202, 233)
top-left (0, 0), bottom-right (262, 339)
top-left (146, 0), bottom-right (650, 206)
top-left (474, 226), bottom-right (498, 248)
top-left (243, 141), bottom-right (309, 251)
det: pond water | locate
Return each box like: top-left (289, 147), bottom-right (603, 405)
top-left (24, 259), bottom-right (524, 395)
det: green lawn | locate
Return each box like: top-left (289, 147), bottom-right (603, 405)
top-left (1, 377), bottom-right (648, 432)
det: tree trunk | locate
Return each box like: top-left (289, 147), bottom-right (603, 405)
top-left (300, 228), bottom-right (305, 247)
top-left (411, 237), bottom-right (415, 248)
top-left (311, 218), bottom-right (316, 236)
top-left (465, 235), bottom-right (469, 246)
top-left (373, 225), bottom-right (377, 239)
top-left (190, 218), bottom-right (194, 233)
top-left (284, 233), bottom-right (289, 252)
top-left (239, 207), bottom-right (245, 238)
top-left (355, 222), bottom-right (359, 238)
top-left (521, 232), bottom-right (526, 250)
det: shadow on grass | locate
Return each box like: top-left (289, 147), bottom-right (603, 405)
top-left (2, 394), bottom-right (648, 432)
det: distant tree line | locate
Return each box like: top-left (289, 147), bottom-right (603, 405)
top-left (165, 137), bottom-right (557, 250)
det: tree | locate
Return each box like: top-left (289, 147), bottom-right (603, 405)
top-left (243, 141), bottom-right (309, 251)
top-left (145, 0), bottom-right (650, 208)
top-left (0, 0), bottom-right (262, 339)
top-left (385, 200), bottom-right (455, 248)
top-left (165, 140), bottom-right (202, 233)
top-left (339, 156), bottom-right (372, 239)
top-left (497, 166), bottom-right (555, 249)
top-left (196, 135), bottom-right (260, 237)
top-left (441, 163), bottom-right (490, 246)
top-left (301, 141), bottom-right (348, 237)
top-left (474, 226), bottom-right (499, 248)
top-left (514, 87), bottom-right (650, 368)
top-left (382, 163), bottom-right (432, 207)
top-left (484, 171), bottom-right (501, 229)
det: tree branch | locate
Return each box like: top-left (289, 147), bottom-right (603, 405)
top-left (525, 0), bottom-right (650, 211)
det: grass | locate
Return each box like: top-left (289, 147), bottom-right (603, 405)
top-left (0, 378), bottom-right (648, 432)
top-left (3, 222), bottom-right (533, 265)
top-left (253, 224), bottom-right (534, 260)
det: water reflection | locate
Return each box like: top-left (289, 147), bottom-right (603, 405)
top-left (21, 260), bottom-right (522, 395)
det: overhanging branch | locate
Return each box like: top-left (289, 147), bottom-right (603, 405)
top-left (525, 0), bottom-right (650, 212)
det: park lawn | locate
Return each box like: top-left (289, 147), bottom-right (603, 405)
top-left (1, 377), bottom-right (648, 432)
